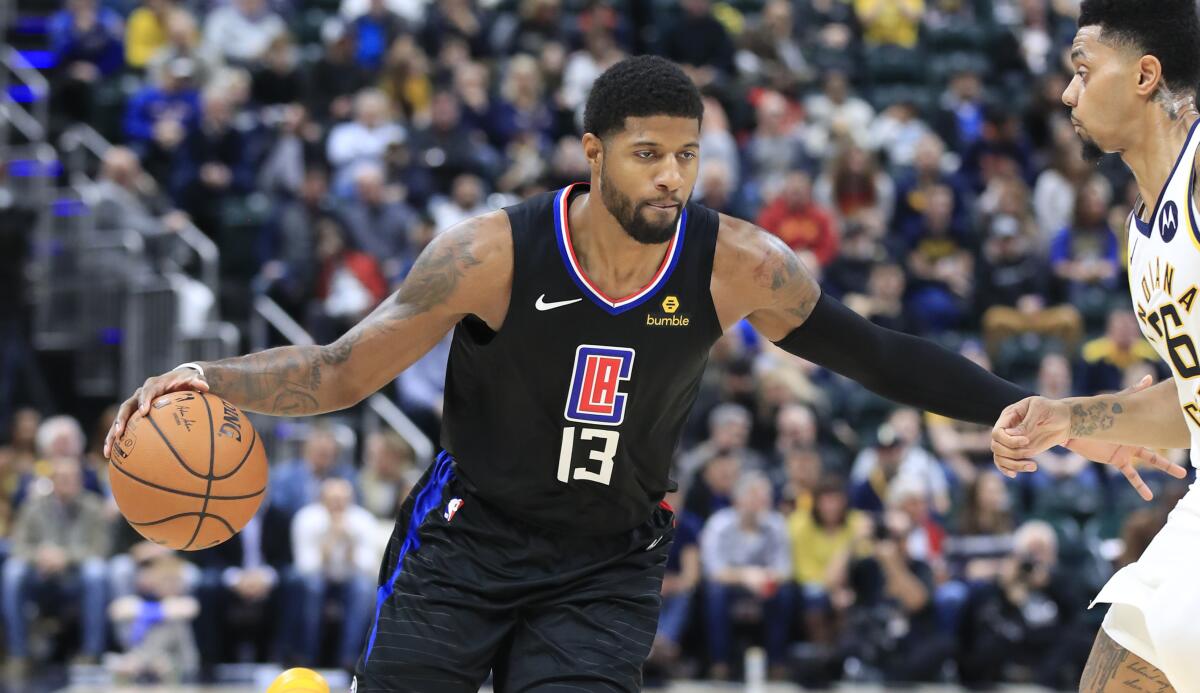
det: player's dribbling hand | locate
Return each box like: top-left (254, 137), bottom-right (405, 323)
top-left (103, 367), bottom-right (210, 460)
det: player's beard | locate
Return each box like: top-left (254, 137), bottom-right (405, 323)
top-left (599, 160), bottom-right (680, 245)
top-left (1081, 137), bottom-right (1105, 163)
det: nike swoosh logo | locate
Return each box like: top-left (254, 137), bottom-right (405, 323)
top-left (535, 295), bottom-right (583, 311)
top-left (646, 536), bottom-right (663, 551)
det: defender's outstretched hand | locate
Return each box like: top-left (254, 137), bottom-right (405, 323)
top-left (991, 376), bottom-right (1187, 499)
top-left (1062, 438), bottom-right (1185, 500)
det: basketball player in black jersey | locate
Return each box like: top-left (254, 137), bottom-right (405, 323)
top-left (106, 56), bottom-right (1180, 691)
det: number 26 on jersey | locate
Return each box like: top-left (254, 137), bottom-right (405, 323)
top-left (557, 345), bottom-right (635, 487)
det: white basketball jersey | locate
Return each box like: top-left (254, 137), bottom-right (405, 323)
top-left (1127, 118), bottom-right (1200, 466)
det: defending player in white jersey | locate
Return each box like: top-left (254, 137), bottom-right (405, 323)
top-left (990, 1), bottom-right (1200, 690)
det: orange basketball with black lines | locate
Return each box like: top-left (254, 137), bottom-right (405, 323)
top-left (109, 391), bottom-right (268, 550)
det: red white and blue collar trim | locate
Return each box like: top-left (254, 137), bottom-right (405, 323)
top-left (553, 182), bottom-right (687, 316)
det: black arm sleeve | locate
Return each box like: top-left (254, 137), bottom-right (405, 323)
top-left (773, 293), bottom-right (1033, 426)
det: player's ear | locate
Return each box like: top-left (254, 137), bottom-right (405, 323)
top-left (582, 133), bottom-right (604, 171)
top-left (1135, 54), bottom-right (1164, 97)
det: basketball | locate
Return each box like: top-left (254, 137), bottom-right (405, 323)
top-left (266, 668), bottom-right (330, 693)
top-left (108, 390), bottom-right (268, 551)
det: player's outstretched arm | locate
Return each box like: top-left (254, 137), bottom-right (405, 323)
top-left (104, 212), bottom-right (512, 459)
top-left (714, 215), bottom-right (1028, 426)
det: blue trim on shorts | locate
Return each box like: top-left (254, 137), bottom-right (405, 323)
top-left (363, 450), bottom-right (455, 664)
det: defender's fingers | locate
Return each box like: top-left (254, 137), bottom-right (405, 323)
top-left (991, 439), bottom-right (1039, 466)
top-left (992, 427), bottom-right (1031, 451)
top-left (1136, 449), bottom-right (1189, 479)
top-left (1119, 462), bottom-right (1154, 501)
top-left (993, 453), bottom-right (1037, 475)
top-left (994, 405), bottom-right (1025, 432)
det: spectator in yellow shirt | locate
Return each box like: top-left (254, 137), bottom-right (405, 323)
top-left (788, 477), bottom-right (869, 645)
top-left (854, 0), bottom-right (925, 48)
top-left (126, 0), bottom-right (174, 69)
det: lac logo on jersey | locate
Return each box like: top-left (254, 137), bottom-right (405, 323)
top-left (646, 295), bottom-right (690, 327)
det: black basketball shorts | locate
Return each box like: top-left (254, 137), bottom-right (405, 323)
top-left (352, 452), bottom-right (675, 692)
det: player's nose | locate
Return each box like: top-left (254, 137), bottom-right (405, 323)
top-left (1062, 80), bottom-right (1078, 108)
top-left (655, 163), bottom-right (684, 192)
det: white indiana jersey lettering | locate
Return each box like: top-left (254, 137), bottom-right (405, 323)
top-left (1127, 118), bottom-right (1200, 468)
top-left (1095, 117), bottom-right (1200, 691)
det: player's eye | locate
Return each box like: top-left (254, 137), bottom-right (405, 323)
top-left (635, 151), bottom-right (655, 160)
top-left (678, 151), bottom-right (697, 161)
top-left (1075, 68), bottom-right (1088, 80)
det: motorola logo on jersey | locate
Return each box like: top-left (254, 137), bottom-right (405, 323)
top-left (1162, 201), bottom-right (1179, 242)
top-left (564, 345), bottom-right (636, 426)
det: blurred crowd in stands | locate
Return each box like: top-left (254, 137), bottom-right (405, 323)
top-left (0, 0), bottom-right (1194, 686)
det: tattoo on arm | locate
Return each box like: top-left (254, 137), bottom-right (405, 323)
top-left (392, 226), bottom-right (482, 318)
top-left (753, 236), bottom-right (818, 322)
top-left (1081, 630), bottom-right (1175, 692)
top-left (202, 346), bottom-right (328, 415)
top-left (203, 220), bottom-right (487, 416)
top-left (1070, 400), bottom-right (1122, 438)
top-left (1081, 633), bottom-right (1128, 692)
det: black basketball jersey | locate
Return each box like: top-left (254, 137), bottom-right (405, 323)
top-left (441, 183), bottom-right (723, 535)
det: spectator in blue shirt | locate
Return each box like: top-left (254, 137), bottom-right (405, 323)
top-left (1050, 177), bottom-right (1120, 309)
top-left (124, 57), bottom-right (202, 156)
top-left (700, 472), bottom-right (794, 680)
top-left (49, 0), bottom-right (125, 78)
top-left (352, 0), bottom-right (408, 70)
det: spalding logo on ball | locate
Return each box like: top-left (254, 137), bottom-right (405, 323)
top-left (110, 391), bottom-right (269, 551)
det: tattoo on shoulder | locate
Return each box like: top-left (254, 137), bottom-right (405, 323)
top-left (311, 217), bottom-right (491, 372)
top-left (752, 245), bottom-right (799, 291)
top-left (1070, 401), bottom-right (1122, 437)
top-left (394, 221), bottom-right (484, 317)
top-left (753, 234), bottom-right (818, 321)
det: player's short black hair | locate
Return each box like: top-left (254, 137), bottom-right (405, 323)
top-left (1079, 0), bottom-right (1200, 93)
top-left (582, 55), bottom-right (704, 140)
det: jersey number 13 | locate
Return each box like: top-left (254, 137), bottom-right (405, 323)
top-left (557, 345), bottom-right (636, 487)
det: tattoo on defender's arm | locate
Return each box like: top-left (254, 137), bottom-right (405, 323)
top-left (1080, 634), bottom-right (1127, 691)
top-left (1081, 631), bottom-right (1174, 692)
top-left (1070, 401), bottom-right (1123, 438)
top-left (205, 221), bottom-right (486, 416)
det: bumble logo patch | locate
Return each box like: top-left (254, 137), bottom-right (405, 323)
top-left (647, 296), bottom-right (690, 327)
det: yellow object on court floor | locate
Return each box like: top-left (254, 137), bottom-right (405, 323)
top-left (265, 668), bottom-right (330, 693)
